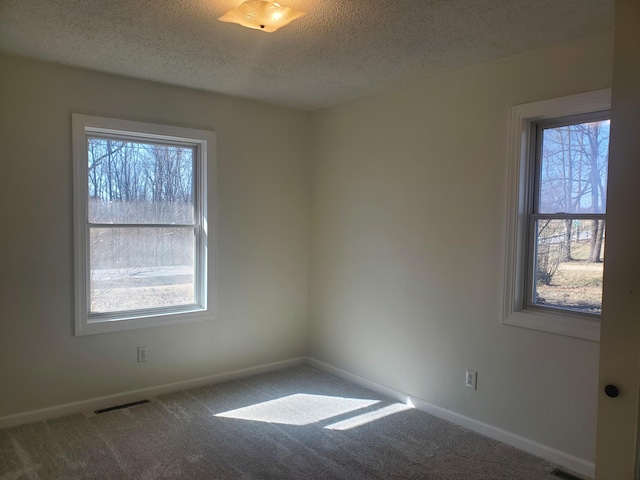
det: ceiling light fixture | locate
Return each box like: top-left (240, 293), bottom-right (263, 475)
top-left (218, 0), bottom-right (305, 33)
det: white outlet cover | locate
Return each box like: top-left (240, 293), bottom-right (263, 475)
top-left (465, 369), bottom-right (477, 389)
top-left (137, 346), bottom-right (148, 362)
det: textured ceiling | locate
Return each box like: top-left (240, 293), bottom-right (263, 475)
top-left (0, 0), bottom-right (614, 110)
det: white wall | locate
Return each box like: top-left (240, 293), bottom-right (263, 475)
top-left (309, 30), bottom-right (613, 464)
top-left (0, 54), bottom-right (310, 416)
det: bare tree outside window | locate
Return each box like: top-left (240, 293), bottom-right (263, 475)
top-left (532, 118), bottom-right (609, 314)
top-left (73, 114), bottom-right (213, 336)
top-left (87, 137), bottom-right (197, 313)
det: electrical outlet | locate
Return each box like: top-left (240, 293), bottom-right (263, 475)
top-left (137, 346), bottom-right (148, 363)
top-left (465, 369), bottom-right (477, 390)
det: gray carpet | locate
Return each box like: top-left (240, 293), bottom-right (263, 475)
top-left (0, 366), bottom-right (586, 480)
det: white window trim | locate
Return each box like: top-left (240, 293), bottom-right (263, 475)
top-left (72, 114), bottom-right (216, 336)
top-left (503, 89), bottom-right (611, 342)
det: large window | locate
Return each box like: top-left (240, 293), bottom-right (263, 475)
top-left (73, 115), bottom-right (215, 335)
top-left (503, 90), bottom-right (610, 341)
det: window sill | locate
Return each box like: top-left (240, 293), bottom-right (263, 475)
top-left (76, 308), bottom-right (213, 336)
top-left (503, 309), bottom-right (600, 341)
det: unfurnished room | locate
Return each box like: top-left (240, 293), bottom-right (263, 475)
top-left (0, 1), bottom-right (639, 479)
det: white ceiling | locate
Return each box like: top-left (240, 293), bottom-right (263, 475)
top-left (0, 0), bottom-right (614, 110)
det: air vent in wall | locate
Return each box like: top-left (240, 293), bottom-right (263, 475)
top-left (550, 469), bottom-right (584, 480)
top-left (94, 399), bottom-right (151, 415)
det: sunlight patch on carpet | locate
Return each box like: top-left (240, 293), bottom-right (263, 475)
top-left (214, 393), bottom-right (379, 426)
top-left (324, 403), bottom-right (412, 431)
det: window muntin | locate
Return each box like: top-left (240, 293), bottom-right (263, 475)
top-left (526, 115), bottom-right (610, 316)
top-left (73, 115), bottom-right (214, 335)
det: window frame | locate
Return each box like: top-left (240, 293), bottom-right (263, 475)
top-left (525, 112), bottom-right (609, 314)
top-left (72, 114), bottom-right (216, 336)
top-left (503, 90), bottom-right (611, 341)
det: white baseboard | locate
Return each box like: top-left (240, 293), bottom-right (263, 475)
top-left (306, 357), bottom-right (595, 479)
top-left (0, 357), bottom-right (306, 430)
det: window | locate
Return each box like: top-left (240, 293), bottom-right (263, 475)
top-left (503, 90), bottom-right (610, 341)
top-left (72, 115), bottom-right (215, 335)
top-left (529, 115), bottom-right (609, 313)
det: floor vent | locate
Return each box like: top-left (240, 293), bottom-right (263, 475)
top-left (94, 399), bottom-right (151, 415)
top-left (550, 469), bottom-right (583, 480)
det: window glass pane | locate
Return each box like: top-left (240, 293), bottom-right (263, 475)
top-left (87, 137), bottom-right (195, 224)
top-left (538, 120), bottom-right (610, 214)
top-left (90, 227), bottom-right (196, 313)
top-left (533, 219), bottom-right (605, 314)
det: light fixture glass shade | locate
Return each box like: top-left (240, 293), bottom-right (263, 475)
top-left (219, 0), bottom-right (305, 33)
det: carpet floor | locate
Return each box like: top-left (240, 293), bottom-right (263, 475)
top-left (0, 366), bottom-right (586, 479)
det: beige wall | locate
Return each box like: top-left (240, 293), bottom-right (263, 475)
top-left (309, 30), bottom-right (613, 463)
top-left (0, 54), bottom-right (311, 416)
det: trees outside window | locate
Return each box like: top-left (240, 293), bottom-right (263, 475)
top-left (73, 115), bottom-right (215, 336)
top-left (531, 116), bottom-right (609, 314)
top-left (503, 89), bottom-right (610, 341)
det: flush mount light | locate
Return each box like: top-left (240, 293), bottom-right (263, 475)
top-left (219, 0), bottom-right (305, 33)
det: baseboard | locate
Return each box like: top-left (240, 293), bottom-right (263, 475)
top-left (0, 357), bottom-right (306, 430)
top-left (306, 357), bottom-right (595, 479)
